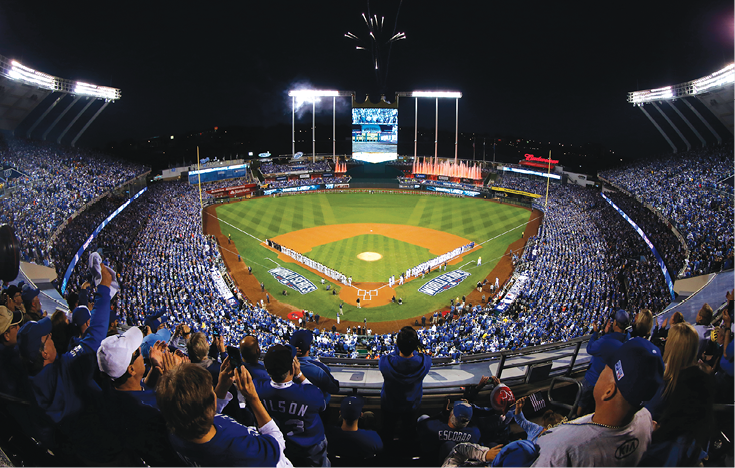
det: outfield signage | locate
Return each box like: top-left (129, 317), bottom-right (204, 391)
top-left (414, 173), bottom-right (427, 179)
top-left (268, 267), bottom-right (317, 295)
top-left (426, 186), bottom-right (480, 197)
top-left (419, 270), bottom-right (471, 296)
top-left (206, 183), bottom-right (257, 198)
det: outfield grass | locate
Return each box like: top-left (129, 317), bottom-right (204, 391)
top-left (215, 192), bottom-right (530, 322)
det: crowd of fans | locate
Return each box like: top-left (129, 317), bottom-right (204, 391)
top-left (0, 138), bottom-right (732, 465)
top-left (0, 138), bottom-right (147, 265)
top-left (198, 176), bottom-right (254, 191)
top-left (604, 191), bottom-right (687, 278)
top-left (599, 146), bottom-right (734, 276)
top-left (266, 176), bottom-right (351, 189)
top-left (260, 161), bottom-right (331, 175)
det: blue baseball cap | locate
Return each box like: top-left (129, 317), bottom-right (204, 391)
top-left (71, 307), bottom-right (91, 327)
top-left (340, 396), bottom-right (364, 421)
top-left (491, 439), bottom-right (540, 467)
top-left (21, 287), bottom-right (40, 304)
top-left (18, 317), bottom-right (52, 360)
top-left (144, 314), bottom-right (167, 331)
top-left (452, 401), bottom-right (473, 423)
top-left (614, 309), bottom-right (630, 327)
top-left (605, 337), bottom-right (664, 407)
top-left (290, 329), bottom-right (313, 354)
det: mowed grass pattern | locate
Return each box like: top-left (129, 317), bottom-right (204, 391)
top-left (217, 193), bottom-right (528, 243)
top-left (306, 234), bottom-right (434, 282)
top-left (215, 193), bottom-right (531, 321)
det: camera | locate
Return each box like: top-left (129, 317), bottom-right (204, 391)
top-left (0, 225), bottom-right (20, 283)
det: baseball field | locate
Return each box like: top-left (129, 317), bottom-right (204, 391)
top-left (209, 191), bottom-right (533, 326)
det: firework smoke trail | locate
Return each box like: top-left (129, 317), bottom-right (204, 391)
top-left (346, 0), bottom-right (406, 94)
top-left (383, 0), bottom-right (403, 94)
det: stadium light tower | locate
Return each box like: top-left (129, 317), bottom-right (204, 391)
top-left (0, 56), bottom-right (121, 146)
top-left (288, 90), bottom-right (353, 162)
top-left (627, 63), bottom-right (734, 151)
top-left (397, 91), bottom-right (462, 162)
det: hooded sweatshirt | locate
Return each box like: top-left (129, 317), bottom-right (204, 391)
top-left (379, 346), bottom-right (432, 411)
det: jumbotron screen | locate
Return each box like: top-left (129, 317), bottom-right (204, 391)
top-left (351, 107), bottom-right (398, 163)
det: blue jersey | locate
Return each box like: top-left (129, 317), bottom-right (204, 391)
top-left (418, 417), bottom-right (480, 463)
top-left (256, 380), bottom-right (326, 448)
top-left (169, 414), bottom-right (281, 467)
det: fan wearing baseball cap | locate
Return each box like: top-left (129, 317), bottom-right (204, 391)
top-left (290, 329), bottom-right (340, 403)
top-left (0, 305), bottom-right (24, 396)
top-left (256, 344), bottom-right (328, 467)
top-left (17, 266), bottom-right (112, 424)
top-left (325, 396), bottom-right (383, 462)
top-left (417, 400), bottom-right (481, 465)
top-left (532, 338), bottom-right (664, 467)
top-left (578, 309), bottom-right (629, 416)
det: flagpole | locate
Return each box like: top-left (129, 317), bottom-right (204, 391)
top-left (544, 150), bottom-right (551, 209)
top-left (197, 146), bottom-right (203, 213)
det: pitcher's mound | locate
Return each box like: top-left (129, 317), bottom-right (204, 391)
top-left (357, 252), bottom-right (382, 261)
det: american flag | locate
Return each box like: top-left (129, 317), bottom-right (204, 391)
top-left (530, 392), bottom-right (546, 412)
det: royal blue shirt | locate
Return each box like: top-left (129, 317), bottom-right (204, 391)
top-left (169, 414), bottom-right (282, 467)
top-left (256, 379), bottom-right (327, 448)
top-left (326, 426), bottom-right (383, 459)
top-left (297, 356), bottom-right (339, 403)
top-left (28, 286), bottom-right (111, 424)
top-left (379, 347), bottom-right (432, 411)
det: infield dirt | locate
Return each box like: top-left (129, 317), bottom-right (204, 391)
top-left (203, 200), bottom-right (542, 335)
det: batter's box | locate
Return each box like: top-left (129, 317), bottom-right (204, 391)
top-left (357, 289), bottom-right (379, 301)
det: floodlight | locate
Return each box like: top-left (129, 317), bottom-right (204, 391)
top-left (288, 90), bottom-right (342, 97)
top-left (629, 86), bottom-right (673, 104)
top-left (9, 61), bottom-right (56, 90)
top-left (628, 63), bottom-right (734, 104)
top-left (692, 63), bottom-right (735, 93)
top-left (408, 91), bottom-right (462, 98)
top-left (74, 82), bottom-right (121, 101)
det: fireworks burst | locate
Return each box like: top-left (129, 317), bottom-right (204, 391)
top-left (345, 0), bottom-right (405, 94)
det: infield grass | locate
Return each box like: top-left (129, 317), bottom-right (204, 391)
top-left (215, 192), bottom-right (531, 322)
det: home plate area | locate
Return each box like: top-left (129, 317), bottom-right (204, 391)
top-left (357, 288), bottom-right (379, 301)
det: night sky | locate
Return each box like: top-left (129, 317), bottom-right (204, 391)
top-left (0, 0), bottom-right (732, 162)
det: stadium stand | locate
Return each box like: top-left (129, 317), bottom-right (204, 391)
top-left (599, 146), bottom-right (734, 277)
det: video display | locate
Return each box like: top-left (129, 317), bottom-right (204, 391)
top-left (352, 107), bottom-right (398, 163)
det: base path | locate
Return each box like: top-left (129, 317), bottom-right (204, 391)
top-left (203, 201), bottom-right (542, 336)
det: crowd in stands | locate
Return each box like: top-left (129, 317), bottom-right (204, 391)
top-left (199, 176), bottom-right (254, 191)
top-left (599, 146), bottom-right (734, 276)
top-left (260, 161), bottom-right (331, 175)
top-left (49, 193), bottom-right (128, 285)
top-left (0, 137), bottom-right (732, 465)
top-left (0, 138), bottom-right (148, 265)
top-left (2, 266), bottom-right (731, 465)
top-left (604, 191), bottom-right (687, 278)
top-left (266, 176), bottom-right (351, 189)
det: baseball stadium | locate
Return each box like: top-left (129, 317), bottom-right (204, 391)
top-left (0, 5), bottom-right (732, 467)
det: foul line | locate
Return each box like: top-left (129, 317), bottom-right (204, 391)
top-left (478, 216), bottom-right (541, 246)
top-left (207, 212), bottom-right (263, 243)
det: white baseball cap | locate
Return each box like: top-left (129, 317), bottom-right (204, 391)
top-left (97, 326), bottom-right (144, 379)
